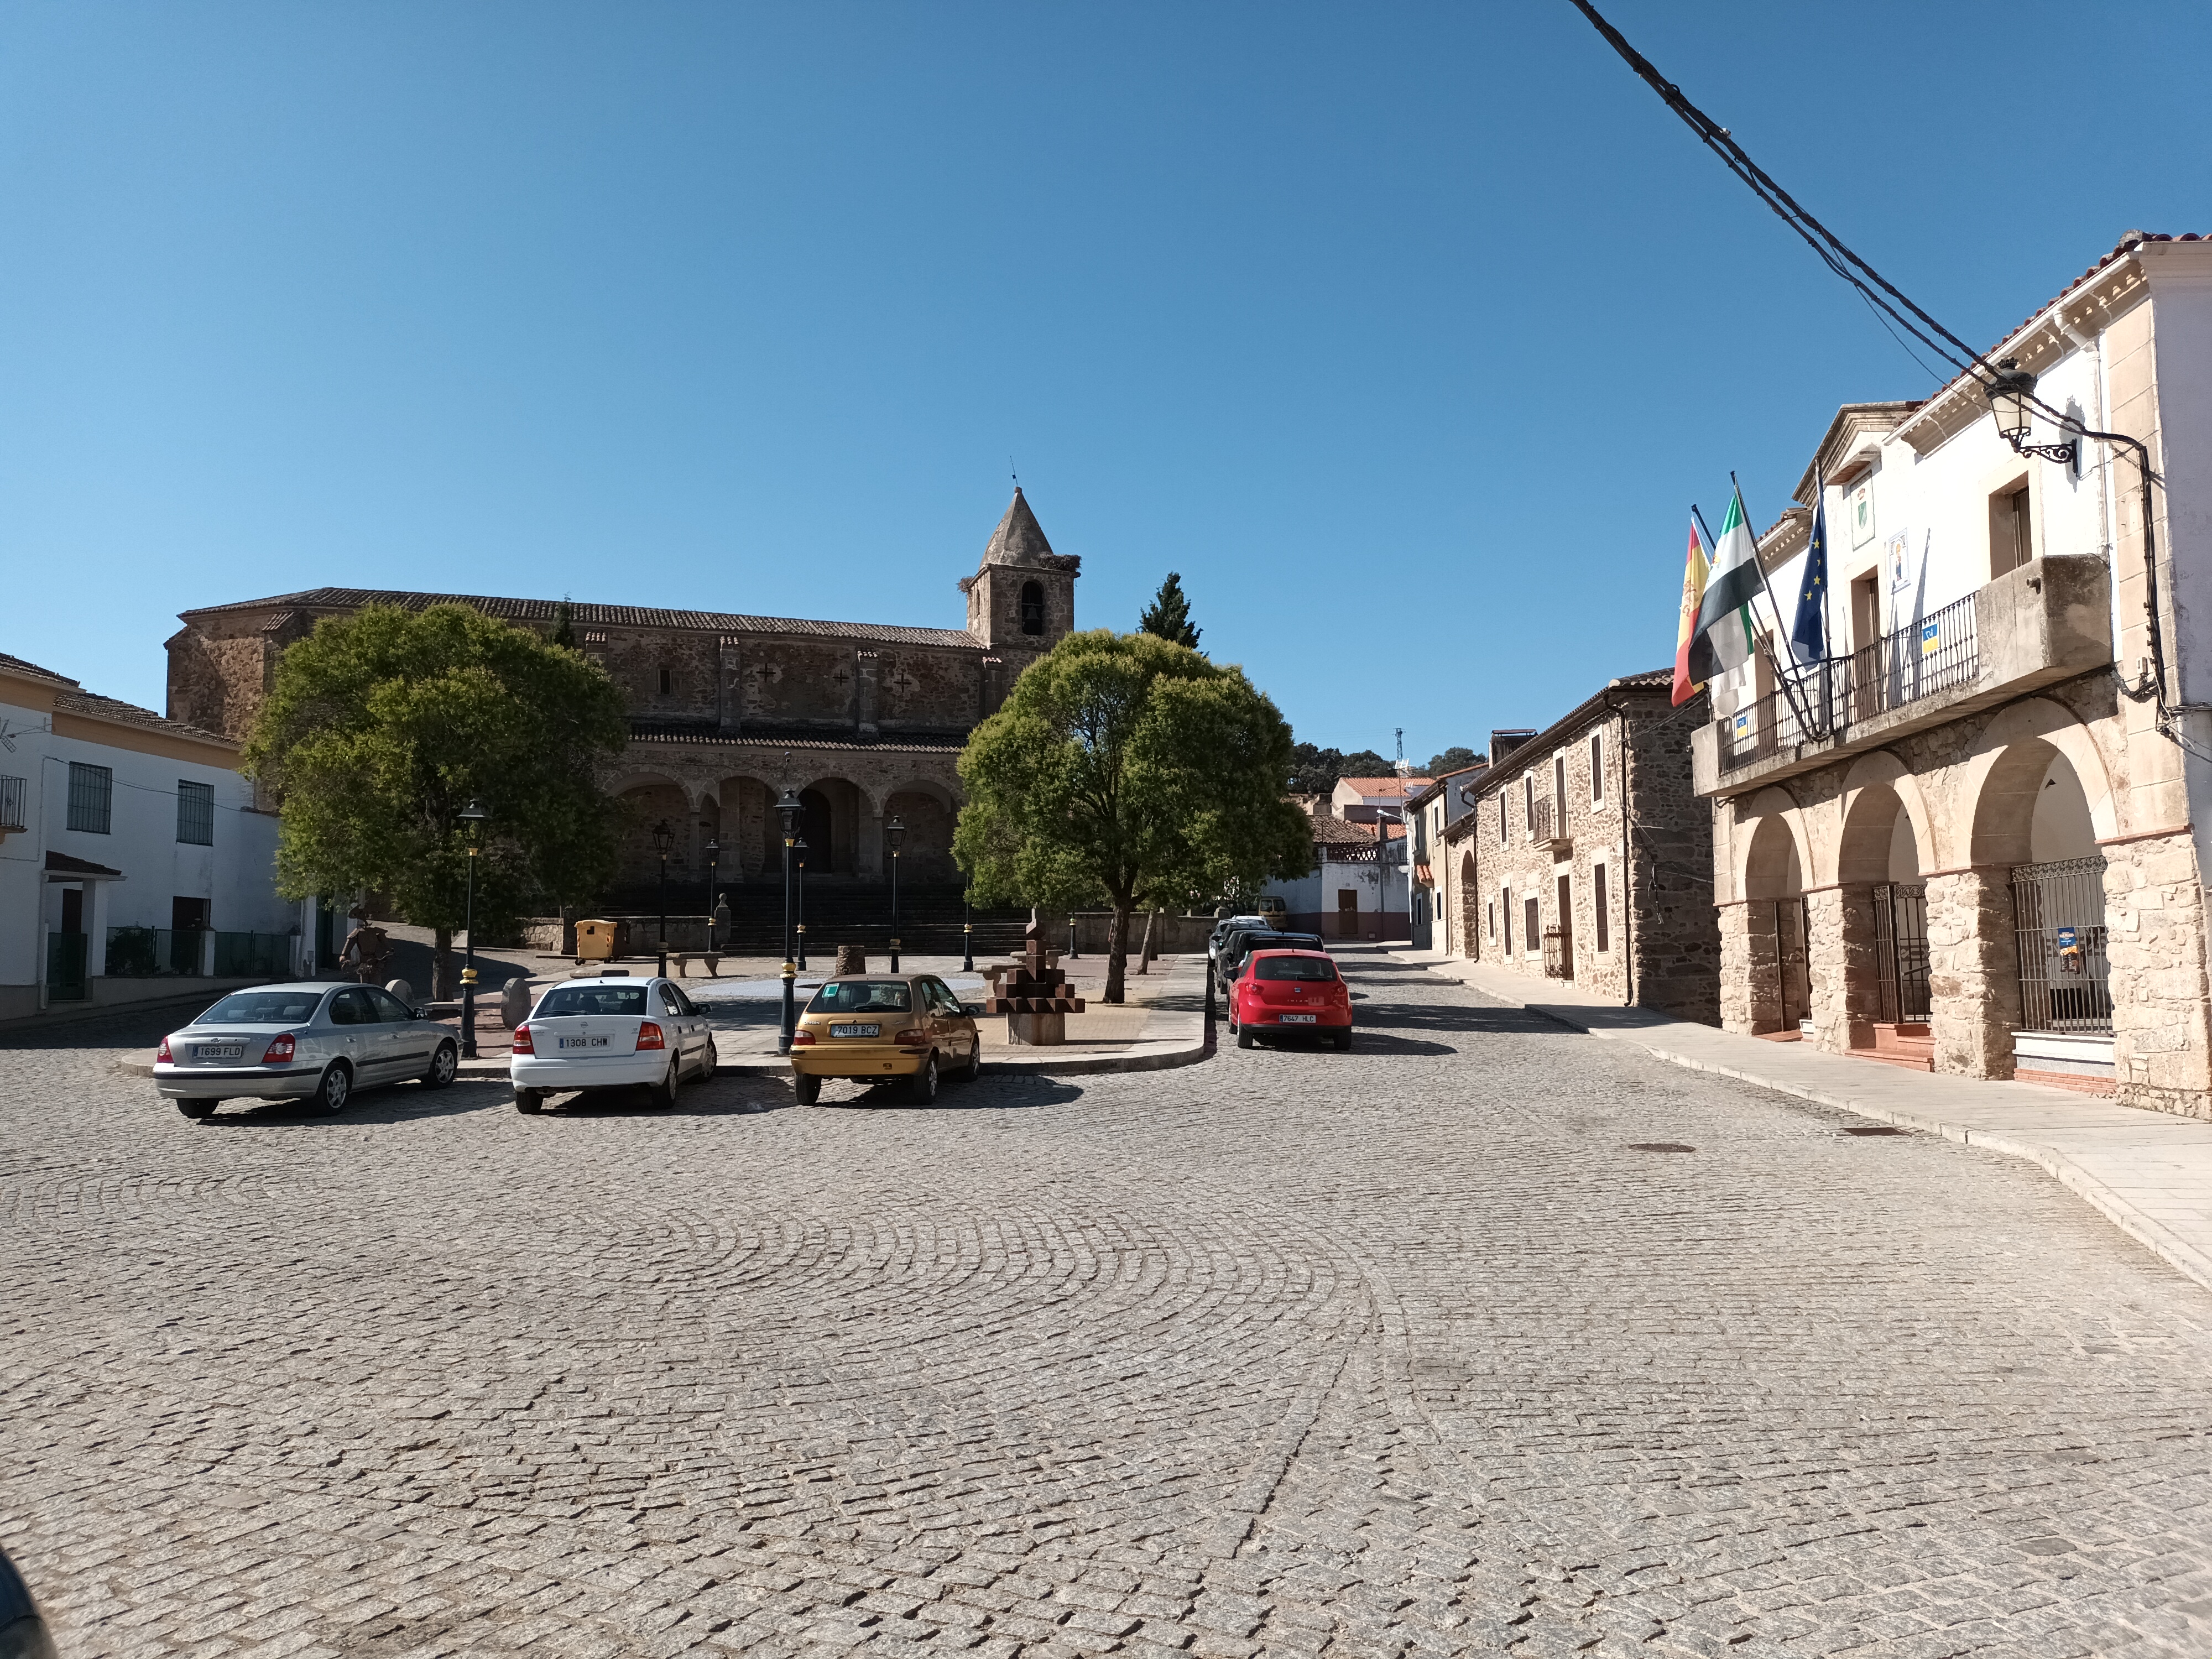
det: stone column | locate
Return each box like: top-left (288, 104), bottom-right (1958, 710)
top-left (857, 812), bottom-right (884, 882)
top-left (1925, 868), bottom-right (2019, 1078)
top-left (1719, 902), bottom-right (1781, 1034)
top-left (1808, 886), bottom-right (1879, 1054)
top-left (2105, 830), bottom-right (2212, 1118)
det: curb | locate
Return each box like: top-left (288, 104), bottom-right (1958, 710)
top-left (1401, 954), bottom-right (2212, 1297)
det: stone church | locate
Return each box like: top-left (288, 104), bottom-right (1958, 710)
top-left (165, 489), bottom-right (1079, 896)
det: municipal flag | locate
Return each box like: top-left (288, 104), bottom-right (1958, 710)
top-left (1685, 484), bottom-right (1760, 684)
top-left (1790, 479), bottom-right (1829, 661)
top-left (1671, 513), bottom-right (1709, 706)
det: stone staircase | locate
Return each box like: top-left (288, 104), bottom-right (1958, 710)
top-left (1849, 1021), bottom-right (1934, 1072)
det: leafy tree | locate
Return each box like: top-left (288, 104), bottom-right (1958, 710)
top-left (551, 597), bottom-right (577, 649)
top-left (1425, 745), bottom-right (1481, 776)
top-left (1286, 742), bottom-right (1395, 796)
top-left (1138, 573), bottom-right (1201, 649)
top-left (243, 604), bottom-right (630, 997)
top-left (955, 630), bottom-right (1312, 1003)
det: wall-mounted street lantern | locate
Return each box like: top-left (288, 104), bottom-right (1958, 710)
top-left (1985, 358), bottom-right (2078, 467)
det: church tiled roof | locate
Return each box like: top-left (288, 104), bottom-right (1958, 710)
top-left (179, 589), bottom-right (980, 650)
top-left (982, 488), bottom-right (1080, 571)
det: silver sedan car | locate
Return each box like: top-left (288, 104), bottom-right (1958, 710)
top-left (154, 982), bottom-right (460, 1120)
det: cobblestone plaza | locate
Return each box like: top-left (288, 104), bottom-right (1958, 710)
top-left (6, 953), bottom-right (2212, 1657)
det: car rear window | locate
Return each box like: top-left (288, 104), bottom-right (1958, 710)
top-left (535, 986), bottom-right (648, 1017)
top-left (201, 991), bottom-right (325, 1025)
top-left (807, 980), bottom-right (913, 1014)
top-left (1254, 956), bottom-right (1337, 983)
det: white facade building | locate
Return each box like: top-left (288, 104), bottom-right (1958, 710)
top-left (1, 652), bottom-right (295, 1022)
top-left (1692, 233), bottom-right (2212, 1113)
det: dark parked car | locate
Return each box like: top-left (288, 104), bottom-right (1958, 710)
top-left (1215, 927), bottom-right (1324, 990)
top-left (0, 1548), bottom-right (58, 1659)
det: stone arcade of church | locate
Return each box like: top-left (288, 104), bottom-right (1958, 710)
top-left (163, 490), bottom-right (1079, 901)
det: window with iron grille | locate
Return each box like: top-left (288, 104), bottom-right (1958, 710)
top-left (67, 762), bottom-right (112, 834)
top-left (1498, 794), bottom-right (1506, 843)
top-left (1590, 733), bottom-right (1604, 805)
top-left (1522, 774), bottom-right (1534, 833)
top-left (1593, 861), bottom-right (1610, 952)
top-left (1523, 895), bottom-right (1540, 954)
top-left (1553, 754), bottom-right (1566, 816)
top-left (176, 780), bottom-right (215, 845)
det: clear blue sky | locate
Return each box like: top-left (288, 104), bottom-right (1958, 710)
top-left (6, 1), bottom-right (2209, 763)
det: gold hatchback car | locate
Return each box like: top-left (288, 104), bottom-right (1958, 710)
top-left (789, 973), bottom-right (983, 1105)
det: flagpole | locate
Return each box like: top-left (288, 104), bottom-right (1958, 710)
top-left (1730, 472), bottom-right (1822, 745)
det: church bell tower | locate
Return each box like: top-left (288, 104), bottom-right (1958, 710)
top-left (959, 488), bottom-right (1081, 654)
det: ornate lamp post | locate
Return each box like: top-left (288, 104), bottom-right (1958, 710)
top-left (794, 836), bottom-right (810, 971)
top-left (703, 834), bottom-right (720, 954)
top-left (652, 819), bottom-right (675, 978)
top-left (457, 798), bottom-right (488, 1059)
top-left (886, 816), bottom-right (905, 971)
top-left (962, 886), bottom-right (974, 974)
top-left (776, 789), bottom-right (802, 1051)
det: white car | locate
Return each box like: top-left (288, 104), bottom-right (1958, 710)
top-left (154, 982), bottom-right (458, 1119)
top-left (510, 973), bottom-right (718, 1112)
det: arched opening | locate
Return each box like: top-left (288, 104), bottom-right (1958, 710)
top-left (2005, 747), bottom-right (2111, 1038)
top-left (799, 788), bottom-right (835, 875)
top-left (1838, 783), bottom-right (1928, 1031)
top-left (1741, 814), bottom-right (1809, 1034)
top-left (615, 780), bottom-right (692, 896)
top-left (1019, 580), bottom-right (1045, 635)
top-left (884, 786), bottom-right (958, 884)
top-left (714, 776), bottom-right (779, 881)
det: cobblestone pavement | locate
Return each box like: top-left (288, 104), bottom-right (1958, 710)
top-left (6, 953), bottom-right (2212, 1658)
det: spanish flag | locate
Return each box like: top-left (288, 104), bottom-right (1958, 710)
top-left (1671, 513), bottom-right (1709, 706)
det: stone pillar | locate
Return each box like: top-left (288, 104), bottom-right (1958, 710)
top-left (1719, 902), bottom-right (1782, 1034)
top-left (858, 812), bottom-right (884, 881)
top-left (2104, 830), bottom-right (2212, 1118)
top-left (1808, 886), bottom-right (1879, 1054)
top-left (1925, 868), bottom-right (2018, 1078)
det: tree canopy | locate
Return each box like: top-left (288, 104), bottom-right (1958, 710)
top-left (242, 603), bottom-right (630, 994)
top-left (1288, 743), bottom-right (1394, 796)
top-left (1425, 745), bottom-right (1482, 776)
top-left (955, 630), bottom-right (1311, 1001)
top-left (1137, 572), bottom-right (1201, 649)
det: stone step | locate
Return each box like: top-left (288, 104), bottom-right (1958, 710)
top-left (1848, 1047), bottom-right (1935, 1073)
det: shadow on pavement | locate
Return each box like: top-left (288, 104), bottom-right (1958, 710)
top-left (191, 1078), bottom-right (512, 1128)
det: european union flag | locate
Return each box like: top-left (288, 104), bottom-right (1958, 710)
top-left (1790, 482), bottom-right (1829, 661)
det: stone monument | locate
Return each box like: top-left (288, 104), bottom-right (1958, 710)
top-left (982, 913), bottom-right (1086, 1045)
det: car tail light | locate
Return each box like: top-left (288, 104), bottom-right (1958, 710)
top-left (156, 1036), bottom-right (173, 1063)
top-left (636, 1021), bottom-right (666, 1051)
top-left (894, 1027), bottom-right (930, 1048)
top-left (261, 1032), bottom-right (296, 1064)
top-left (792, 1029), bottom-right (816, 1046)
top-left (511, 1023), bottom-right (533, 1055)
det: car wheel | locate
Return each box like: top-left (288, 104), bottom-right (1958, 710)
top-left (1333, 1032), bottom-right (1353, 1052)
top-left (648, 1055), bottom-right (679, 1109)
top-left (310, 1063), bottom-right (351, 1114)
top-left (959, 1036), bottom-right (980, 1083)
top-left (175, 1099), bottom-right (216, 1120)
top-left (514, 1089), bottom-right (546, 1114)
top-left (909, 1053), bottom-right (939, 1104)
top-left (421, 1041), bottom-right (458, 1089)
top-left (697, 1037), bottom-right (718, 1083)
top-left (794, 1072), bottom-right (821, 1107)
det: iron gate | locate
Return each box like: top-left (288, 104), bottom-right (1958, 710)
top-left (1761, 898), bottom-right (1812, 1029)
top-left (1871, 882), bottom-right (1931, 1024)
top-left (2011, 857), bottom-right (2113, 1033)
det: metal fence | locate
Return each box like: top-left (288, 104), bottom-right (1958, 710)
top-left (105, 926), bottom-right (207, 977)
top-left (213, 931), bottom-right (293, 978)
top-left (2011, 857), bottom-right (2113, 1034)
top-left (1527, 796), bottom-right (1559, 843)
top-left (1719, 591), bottom-right (1980, 775)
top-left (1757, 898), bottom-right (1812, 1028)
top-left (1542, 925), bottom-right (1572, 979)
top-left (1870, 883), bottom-right (1931, 1024)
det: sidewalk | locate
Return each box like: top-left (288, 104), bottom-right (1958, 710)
top-left (1395, 948), bottom-right (2212, 1295)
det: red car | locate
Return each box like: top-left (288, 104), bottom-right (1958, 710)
top-left (1230, 948), bottom-right (1352, 1051)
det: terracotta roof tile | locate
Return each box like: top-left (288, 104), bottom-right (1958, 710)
top-left (0, 651), bottom-right (79, 687)
top-left (54, 687), bottom-right (234, 747)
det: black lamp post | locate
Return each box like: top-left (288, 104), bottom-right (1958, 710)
top-left (886, 816), bottom-right (905, 971)
top-left (794, 836), bottom-right (810, 971)
top-left (961, 888), bottom-right (974, 974)
top-left (776, 788), bottom-right (802, 1051)
top-left (457, 798), bottom-right (488, 1059)
top-left (703, 834), bottom-right (720, 954)
top-left (652, 819), bottom-right (675, 978)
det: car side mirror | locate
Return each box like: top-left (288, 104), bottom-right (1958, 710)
top-left (962, 1002), bottom-right (987, 1018)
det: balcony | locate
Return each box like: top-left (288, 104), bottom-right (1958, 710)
top-left (1693, 555), bottom-right (2112, 797)
top-left (1526, 796), bottom-right (1571, 854)
top-left (0, 774), bottom-right (25, 836)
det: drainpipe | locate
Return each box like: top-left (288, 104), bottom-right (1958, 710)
top-left (1605, 687), bottom-right (1634, 1008)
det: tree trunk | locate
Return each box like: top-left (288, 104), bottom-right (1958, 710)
top-left (433, 927), bottom-right (453, 1001)
top-left (1135, 908), bottom-right (1155, 974)
top-left (1104, 905), bottom-right (1131, 1003)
